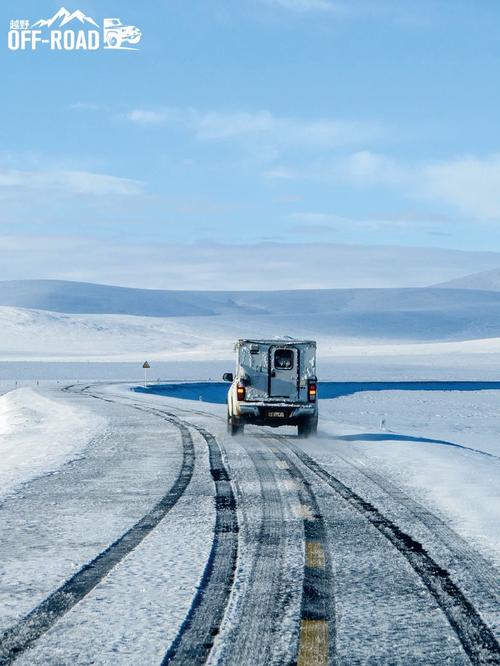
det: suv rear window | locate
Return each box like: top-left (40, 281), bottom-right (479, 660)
top-left (274, 349), bottom-right (294, 370)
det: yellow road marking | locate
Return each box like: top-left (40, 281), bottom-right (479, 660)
top-left (297, 620), bottom-right (328, 666)
top-left (305, 541), bottom-right (325, 568)
top-left (276, 460), bottom-right (289, 470)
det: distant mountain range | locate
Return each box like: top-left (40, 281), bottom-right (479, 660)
top-left (433, 268), bottom-right (500, 292)
top-left (2, 279), bottom-right (500, 366)
top-left (2, 279), bottom-right (500, 317)
top-left (0, 279), bottom-right (499, 318)
top-left (0, 280), bottom-right (500, 346)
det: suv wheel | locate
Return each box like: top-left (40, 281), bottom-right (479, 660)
top-left (227, 412), bottom-right (244, 436)
top-left (298, 418), bottom-right (317, 439)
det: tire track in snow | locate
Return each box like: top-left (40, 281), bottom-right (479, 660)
top-left (0, 398), bottom-right (195, 665)
top-left (78, 389), bottom-right (240, 665)
top-left (218, 442), bottom-right (291, 664)
top-left (331, 446), bottom-right (500, 613)
top-left (79, 388), bottom-right (240, 665)
top-left (283, 439), bottom-right (500, 666)
top-left (161, 424), bottom-right (238, 665)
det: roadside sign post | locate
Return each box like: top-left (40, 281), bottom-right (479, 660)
top-left (143, 361), bottom-right (150, 387)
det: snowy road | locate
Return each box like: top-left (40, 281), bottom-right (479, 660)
top-left (0, 384), bottom-right (499, 665)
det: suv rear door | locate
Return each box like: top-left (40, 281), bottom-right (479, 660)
top-left (269, 346), bottom-right (299, 399)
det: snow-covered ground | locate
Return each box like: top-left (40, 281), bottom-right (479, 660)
top-left (5, 305), bottom-right (500, 363)
top-left (315, 389), bottom-right (500, 566)
top-left (111, 382), bottom-right (500, 567)
top-left (0, 387), bottom-right (106, 498)
top-left (1, 381), bottom-right (498, 664)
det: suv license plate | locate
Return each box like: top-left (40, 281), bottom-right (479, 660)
top-left (268, 410), bottom-right (286, 418)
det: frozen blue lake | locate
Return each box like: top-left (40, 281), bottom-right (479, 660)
top-left (135, 381), bottom-right (500, 404)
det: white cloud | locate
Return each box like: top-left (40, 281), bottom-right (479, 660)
top-left (331, 152), bottom-right (500, 220)
top-left (194, 111), bottom-right (375, 147)
top-left (192, 110), bottom-right (275, 140)
top-left (265, 151), bottom-right (409, 184)
top-left (423, 155), bottom-right (500, 219)
top-left (291, 212), bottom-right (338, 223)
top-left (125, 107), bottom-right (383, 150)
top-left (0, 168), bottom-right (143, 197)
top-left (117, 108), bottom-right (500, 222)
top-left (125, 109), bottom-right (171, 126)
top-left (266, 151), bottom-right (500, 222)
top-left (1, 236), bottom-right (500, 289)
top-left (340, 151), bottom-right (408, 184)
top-left (263, 166), bottom-right (299, 180)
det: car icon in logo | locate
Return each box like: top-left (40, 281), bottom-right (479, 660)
top-left (103, 18), bottom-right (141, 49)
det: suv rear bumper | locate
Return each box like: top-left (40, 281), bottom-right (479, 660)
top-left (236, 402), bottom-right (317, 426)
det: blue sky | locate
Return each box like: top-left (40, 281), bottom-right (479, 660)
top-left (0, 0), bottom-right (500, 287)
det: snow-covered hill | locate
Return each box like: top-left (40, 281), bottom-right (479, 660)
top-left (1, 279), bottom-right (500, 320)
top-left (433, 268), bottom-right (500, 292)
top-left (2, 280), bottom-right (500, 365)
top-left (1, 286), bottom-right (500, 362)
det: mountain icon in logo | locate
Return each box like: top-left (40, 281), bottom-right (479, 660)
top-left (31, 7), bottom-right (99, 29)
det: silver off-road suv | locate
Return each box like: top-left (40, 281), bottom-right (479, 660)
top-left (223, 338), bottom-right (318, 438)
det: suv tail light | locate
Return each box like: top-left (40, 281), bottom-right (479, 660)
top-left (308, 381), bottom-right (317, 402)
top-left (237, 384), bottom-right (246, 401)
